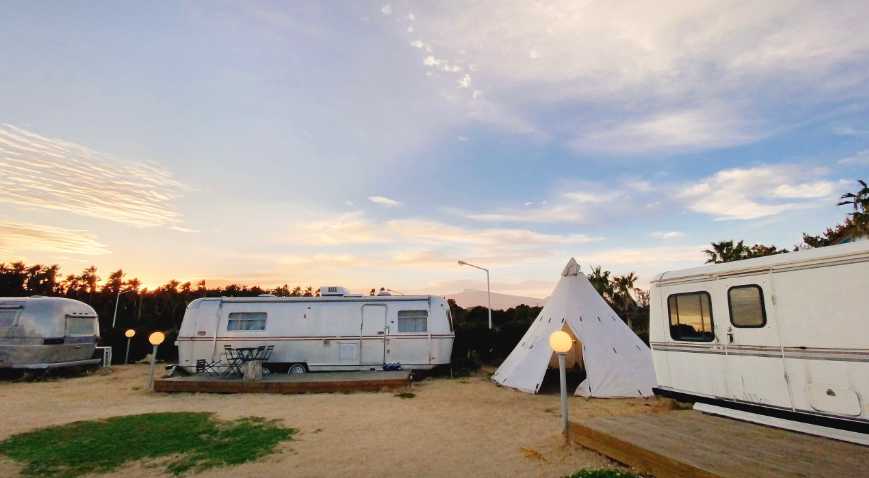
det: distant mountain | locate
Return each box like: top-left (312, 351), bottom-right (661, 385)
top-left (446, 289), bottom-right (546, 310)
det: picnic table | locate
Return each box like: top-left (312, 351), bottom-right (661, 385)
top-left (195, 345), bottom-right (274, 379)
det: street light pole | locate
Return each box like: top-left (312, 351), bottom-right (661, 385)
top-left (111, 289), bottom-right (130, 329)
top-left (549, 331), bottom-right (573, 437)
top-left (558, 352), bottom-right (568, 433)
top-left (124, 329), bottom-right (136, 364)
top-left (457, 260), bottom-right (493, 330)
top-left (147, 331), bottom-right (165, 391)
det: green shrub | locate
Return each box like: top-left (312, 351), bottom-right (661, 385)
top-left (565, 469), bottom-right (641, 478)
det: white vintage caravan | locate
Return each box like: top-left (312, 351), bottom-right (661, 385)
top-left (0, 296), bottom-right (101, 369)
top-left (175, 288), bottom-right (454, 374)
top-left (649, 240), bottom-right (869, 444)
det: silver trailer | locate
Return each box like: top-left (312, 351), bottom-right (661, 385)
top-left (176, 287), bottom-right (455, 374)
top-left (0, 296), bottom-right (101, 369)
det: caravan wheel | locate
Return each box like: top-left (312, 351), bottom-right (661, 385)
top-left (287, 363), bottom-right (307, 375)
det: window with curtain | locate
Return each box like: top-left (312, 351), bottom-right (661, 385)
top-left (728, 285), bottom-right (766, 328)
top-left (397, 310), bottom-right (428, 333)
top-left (227, 312), bottom-right (267, 331)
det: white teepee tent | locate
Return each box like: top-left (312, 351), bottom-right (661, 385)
top-left (492, 258), bottom-right (656, 397)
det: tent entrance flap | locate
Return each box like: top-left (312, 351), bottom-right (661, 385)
top-left (492, 257), bottom-right (657, 398)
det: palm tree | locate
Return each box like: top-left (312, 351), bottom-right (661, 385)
top-left (588, 266), bottom-right (614, 301)
top-left (704, 240), bottom-right (749, 263)
top-left (80, 266), bottom-right (100, 303)
top-left (838, 179), bottom-right (869, 237)
top-left (612, 273), bottom-right (638, 329)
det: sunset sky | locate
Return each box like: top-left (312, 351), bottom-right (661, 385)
top-left (2, 1), bottom-right (867, 298)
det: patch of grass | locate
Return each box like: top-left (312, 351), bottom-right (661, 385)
top-left (394, 392), bottom-right (416, 399)
top-left (565, 469), bottom-right (641, 478)
top-left (0, 412), bottom-right (296, 477)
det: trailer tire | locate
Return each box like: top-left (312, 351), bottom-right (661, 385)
top-left (287, 363), bottom-right (307, 375)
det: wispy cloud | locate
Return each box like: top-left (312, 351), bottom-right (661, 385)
top-left (0, 124), bottom-right (186, 228)
top-left (286, 211), bottom-right (601, 267)
top-left (838, 150), bottom-right (869, 166)
top-left (677, 165), bottom-right (836, 221)
top-left (368, 195), bottom-right (402, 207)
top-left (833, 126), bottom-right (869, 137)
top-left (0, 221), bottom-right (109, 256)
top-left (570, 105), bottom-right (762, 153)
top-left (388, 1), bottom-right (869, 154)
top-left (650, 231), bottom-right (685, 240)
top-left (459, 186), bottom-right (627, 224)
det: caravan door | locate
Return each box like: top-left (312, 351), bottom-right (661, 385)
top-left (720, 278), bottom-right (791, 408)
top-left (361, 304), bottom-right (386, 367)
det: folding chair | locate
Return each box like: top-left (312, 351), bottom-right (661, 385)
top-left (222, 345), bottom-right (243, 377)
top-left (196, 357), bottom-right (228, 376)
top-left (259, 345), bottom-right (275, 376)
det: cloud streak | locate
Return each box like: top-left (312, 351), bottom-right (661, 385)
top-left (677, 165), bottom-right (836, 221)
top-left (287, 211), bottom-right (601, 267)
top-left (368, 195), bottom-right (402, 207)
top-left (0, 221), bottom-right (109, 256)
top-left (0, 124), bottom-right (186, 228)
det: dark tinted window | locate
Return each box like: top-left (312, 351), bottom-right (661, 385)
top-left (668, 292), bottom-right (715, 341)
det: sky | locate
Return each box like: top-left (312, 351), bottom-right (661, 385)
top-left (1, 1), bottom-right (867, 299)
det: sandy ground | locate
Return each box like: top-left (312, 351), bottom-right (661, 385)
top-left (0, 365), bottom-right (672, 477)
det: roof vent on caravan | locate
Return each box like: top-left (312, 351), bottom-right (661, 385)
top-left (319, 286), bottom-right (349, 297)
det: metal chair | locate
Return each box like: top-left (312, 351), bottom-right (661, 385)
top-left (258, 345), bottom-right (275, 377)
top-left (196, 357), bottom-right (228, 376)
top-left (222, 345), bottom-right (244, 377)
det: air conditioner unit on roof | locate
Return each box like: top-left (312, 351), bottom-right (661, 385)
top-left (319, 286), bottom-right (348, 297)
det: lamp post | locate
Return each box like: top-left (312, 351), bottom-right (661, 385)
top-left (124, 329), bottom-right (136, 364)
top-left (146, 331), bottom-right (165, 391)
top-left (111, 289), bottom-right (131, 328)
top-left (549, 330), bottom-right (573, 436)
top-left (457, 260), bottom-right (492, 330)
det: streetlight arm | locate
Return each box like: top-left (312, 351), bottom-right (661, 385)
top-left (457, 260), bottom-right (489, 273)
top-left (458, 260), bottom-right (493, 330)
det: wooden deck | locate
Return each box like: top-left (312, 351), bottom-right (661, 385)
top-left (569, 410), bottom-right (868, 478)
top-left (154, 370), bottom-right (411, 394)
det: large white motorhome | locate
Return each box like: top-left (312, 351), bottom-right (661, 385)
top-left (0, 296), bottom-right (101, 369)
top-left (175, 287), bottom-right (454, 374)
top-left (649, 240), bottom-right (869, 445)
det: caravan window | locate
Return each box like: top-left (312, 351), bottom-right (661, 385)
top-left (728, 285), bottom-right (766, 328)
top-left (0, 309), bottom-right (19, 327)
top-left (397, 310), bottom-right (428, 333)
top-left (227, 312), bottom-right (267, 331)
top-left (66, 316), bottom-right (96, 336)
top-left (668, 292), bottom-right (715, 342)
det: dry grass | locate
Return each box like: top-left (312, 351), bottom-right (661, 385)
top-left (0, 365), bottom-right (672, 477)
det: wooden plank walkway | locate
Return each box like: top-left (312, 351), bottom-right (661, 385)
top-left (154, 370), bottom-right (411, 394)
top-left (569, 410), bottom-right (869, 478)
